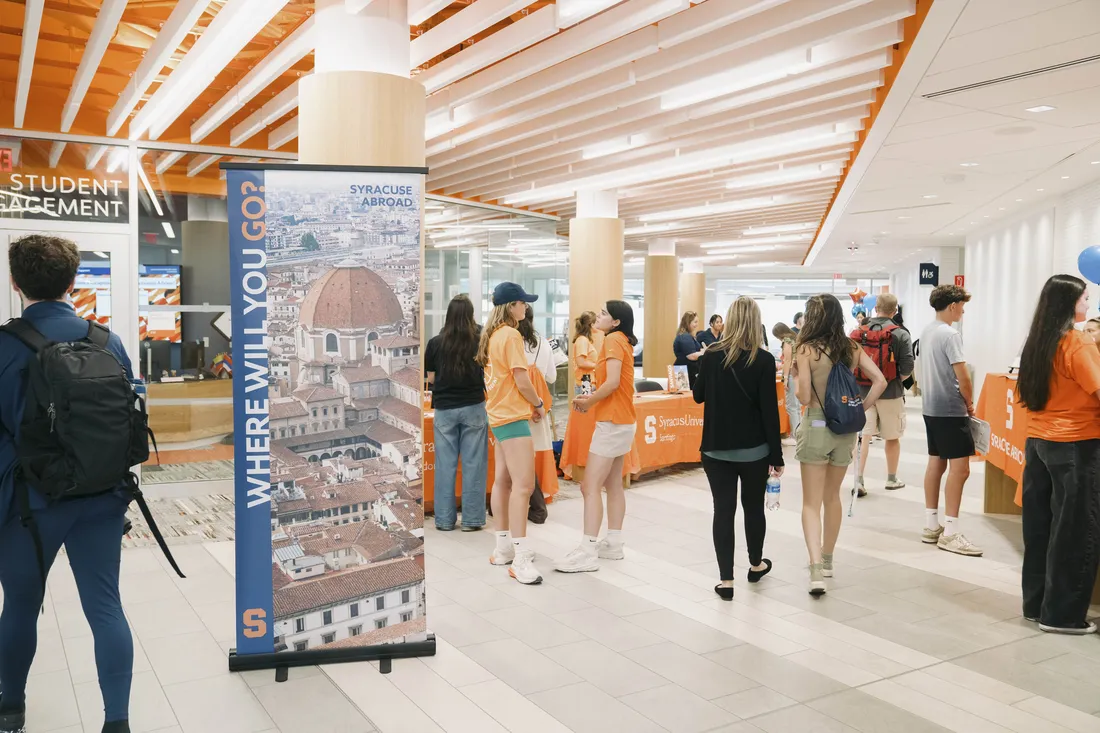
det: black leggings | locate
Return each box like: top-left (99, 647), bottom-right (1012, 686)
top-left (702, 455), bottom-right (769, 580)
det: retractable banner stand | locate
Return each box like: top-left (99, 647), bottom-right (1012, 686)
top-left (224, 163), bottom-right (434, 674)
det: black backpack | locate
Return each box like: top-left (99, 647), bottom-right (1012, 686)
top-left (0, 318), bottom-right (184, 590)
top-left (812, 350), bottom-right (867, 435)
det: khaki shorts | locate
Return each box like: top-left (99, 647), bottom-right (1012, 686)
top-left (796, 408), bottom-right (858, 467)
top-left (864, 397), bottom-right (906, 440)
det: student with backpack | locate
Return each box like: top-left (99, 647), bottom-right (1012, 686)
top-left (851, 294), bottom-right (914, 497)
top-left (794, 294), bottom-right (886, 595)
top-left (0, 235), bottom-right (172, 733)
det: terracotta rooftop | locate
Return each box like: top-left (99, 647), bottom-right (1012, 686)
top-left (374, 334), bottom-right (420, 350)
top-left (273, 557), bottom-right (424, 619)
top-left (270, 399), bottom-right (309, 421)
top-left (316, 618), bottom-right (426, 649)
top-left (293, 385), bottom-right (345, 403)
top-left (379, 398), bottom-right (421, 427)
top-left (304, 480), bottom-right (382, 512)
top-left (387, 501), bottom-right (424, 532)
top-left (391, 367), bottom-right (422, 389)
top-left (339, 365), bottom-right (390, 384)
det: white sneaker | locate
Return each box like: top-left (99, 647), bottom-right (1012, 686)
top-left (555, 546), bottom-right (600, 573)
top-left (597, 539), bottom-right (625, 560)
top-left (490, 545), bottom-right (515, 566)
top-left (509, 550), bottom-right (544, 584)
top-left (937, 532), bottom-right (983, 557)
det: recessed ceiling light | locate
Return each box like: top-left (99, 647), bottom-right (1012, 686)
top-left (1092, 161), bottom-right (1099, 165)
top-left (1061, 175), bottom-right (1070, 179)
top-left (998, 207), bottom-right (1005, 211)
top-left (1025, 105), bottom-right (1055, 113)
top-left (1037, 188), bottom-right (1044, 192)
top-left (898, 215), bottom-right (911, 220)
top-left (922, 194), bottom-right (937, 199)
top-left (1016, 198), bottom-right (1023, 202)
top-left (970, 221), bottom-right (977, 224)
top-left (959, 162), bottom-right (979, 167)
top-left (984, 215), bottom-right (990, 218)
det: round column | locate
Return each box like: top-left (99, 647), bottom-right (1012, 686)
top-left (568, 189), bottom-right (624, 389)
top-left (643, 240), bottom-right (678, 379)
top-left (680, 260), bottom-right (706, 326)
top-left (299, 0), bottom-right (425, 167)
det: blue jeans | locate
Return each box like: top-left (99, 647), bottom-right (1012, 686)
top-left (433, 403), bottom-right (489, 529)
top-left (0, 492), bottom-right (133, 722)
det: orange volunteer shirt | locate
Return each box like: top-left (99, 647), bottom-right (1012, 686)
top-left (593, 331), bottom-right (636, 425)
top-left (574, 335), bottom-right (597, 385)
top-left (484, 325), bottom-right (533, 428)
top-left (1027, 330), bottom-right (1100, 442)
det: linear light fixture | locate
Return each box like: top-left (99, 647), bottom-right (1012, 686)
top-left (1025, 104), bottom-right (1055, 113)
top-left (661, 50), bottom-right (813, 111)
top-left (639, 196), bottom-right (780, 223)
top-left (231, 81), bottom-right (300, 146)
top-left (14, 0), bottom-right (44, 128)
top-left (742, 222), bottom-right (814, 235)
top-left (700, 234), bottom-right (810, 248)
top-left (137, 165), bottom-right (164, 217)
top-left (131, 0), bottom-right (290, 140)
top-left (726, 163), bottom-right (842, 190)
top-left (623, 222), bottom-right (685, 236)
top-left (163, 222), bottom-right (176, 239)
top-left (702, 245), bottom-right (782, 255)
top-left (192, 17), bottom-right (314, 142)
top-left (429, 224), bottom-right (529, 231)
top-left (107, 0), bottom-right (211, 136)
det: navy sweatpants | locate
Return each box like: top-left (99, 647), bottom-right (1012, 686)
top-left (0, 493), bottom-right (132, 722)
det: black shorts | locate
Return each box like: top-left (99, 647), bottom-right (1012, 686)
top-left (923, 415), bottom-right (975, 460)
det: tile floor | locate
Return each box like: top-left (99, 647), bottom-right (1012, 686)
top-left (8, 401), bottom-right (1100, 733)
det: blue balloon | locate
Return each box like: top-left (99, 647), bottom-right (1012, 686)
top-left (852, 304), bottom-right (866, 317)
top-left (863, 295), bottom-right (878, 313)
top-left (1079, 246), bottom-right (1100, 285)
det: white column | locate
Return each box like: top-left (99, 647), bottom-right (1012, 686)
top-left (576, 189), bottom-right (619, 219)
top-left (314, 0), bottom-right (409, 75)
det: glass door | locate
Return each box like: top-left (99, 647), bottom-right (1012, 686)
top-left (0, 225), bottom-right (136, 359)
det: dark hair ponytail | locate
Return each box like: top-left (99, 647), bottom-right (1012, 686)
top-left (1017, 274), bottom-right (1087, 411)
top-left (606, 300), bottom-right (638, 347)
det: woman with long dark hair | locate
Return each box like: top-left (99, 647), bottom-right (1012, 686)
top-left (478, 283), bottom-right (547, 584)
top-left (1017, 274), bottom-right (1100, 635)
top-left (695, 297), bottom-right (782, 599)
top-left (556, 301), bottom-right (638, 572)
top-left (795, 294), bottom-right (886, 595)
top-left (573, 311), bottom-right (598, 395)
top-left (673, 311), bottom-right (705, 386)
top-left (424, 294), bottom-right (486, 531)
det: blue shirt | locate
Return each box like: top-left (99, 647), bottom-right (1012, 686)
top-left (0, 301), bottom-right (135, 526)
top-left (673, 332), bottom-right (701, 366)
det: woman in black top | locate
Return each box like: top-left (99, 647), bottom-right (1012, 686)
top-left (693, 296), bottom-right (783, 599)
top-left (673, 311), bottom-right (705, 386)
top-left (424, 294), bottom-right (487, 532)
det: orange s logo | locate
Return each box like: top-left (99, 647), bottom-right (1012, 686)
top-left (841, 396), bottom-right (848, 404)
top-left (243, 608), bottom-right (267, 638)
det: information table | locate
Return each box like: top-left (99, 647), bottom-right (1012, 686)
top-left (421, 410), bottom-right (558, 515)
top-left (560, 379), bottom-right (789, 479)
top-left (976, 373), bottom-right (1100, 603)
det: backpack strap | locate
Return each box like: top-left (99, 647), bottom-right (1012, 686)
top-left (86, 320), bottom-right (111, 348)
top-left (126, 474), bottom-right (185, 579)
top-left (0, 318), bottom-right (51, 353)
top-left (12, 473), bottom-right (49, 609)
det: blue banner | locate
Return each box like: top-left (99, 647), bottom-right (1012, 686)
top-left (227, 168), bottom-right (275, 655)
top-left (227, 165), bottom-right (427, 659)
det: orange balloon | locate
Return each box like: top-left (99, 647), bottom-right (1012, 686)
top-left (849, 288), bottom-right (867, 304)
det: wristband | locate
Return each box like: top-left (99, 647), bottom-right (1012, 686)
top-left (534, 400), bottom-right (544, 410)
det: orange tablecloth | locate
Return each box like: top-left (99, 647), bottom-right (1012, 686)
top-left (422, 410), bottom-right (558, 514)
top-left (975, 373), bottom-right (1029, 507)
top-left (561, 381), bottom-right (788, 478)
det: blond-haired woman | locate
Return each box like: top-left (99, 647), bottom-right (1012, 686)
top-left (693, 298), bottom-right (783, 599)
top-left (573, 311), bottom-right (598, 395)
top-left (478, 282), bottom-right (547, 585)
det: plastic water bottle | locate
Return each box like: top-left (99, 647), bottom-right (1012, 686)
top-left (766, 476), bottom-right (781, 511)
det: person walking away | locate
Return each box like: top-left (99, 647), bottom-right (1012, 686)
top-left (518, 305), bottom-right (557, 522)
top-left (572, 311), bottom-right (598, 396)
top-left (479, 283), bottom-right (547, 584)
top-left (773, 322), bottom-right (801, 445)
top-left (555, 301), bottom-right (638, 572)
top-left (0, 235), bottom-right (137, 733)
top-left (697, 314), bottom-right (723, 347)
top-left (695, 298), bottom-right (783, 599)
top-left (792, 311), bottom-right (805, 335)
top-left (424, 294), bottom-right (487, 532)
top-left (795, 294), bottom-right (886, 595)
top-left (853, 294), bottom-right (914, 497)
top-left (1016, 275), bottom-right (1100, 635)
top-left (673, 311), bottom-right (705, 387)
top-left (920, 285), bottom-right (982, 556)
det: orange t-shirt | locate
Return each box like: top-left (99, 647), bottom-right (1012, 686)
top-left (573, 335), bottom-right (598, 385)
top-left (593, 331), bottom-right (636, 425)
top-left (592, 329), bottom-right (605, 356)
top-left (1027, 330), bottom-right (1100, 442)
top-left (484, 326), bottom-right (533, 428)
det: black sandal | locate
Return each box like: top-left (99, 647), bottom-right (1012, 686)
top-left (747, 559), bottom-right (773, 583)
top-left (714, 584), bottom-right (734, 601)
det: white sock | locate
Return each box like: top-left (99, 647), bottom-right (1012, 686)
top-left (925, 509), bottom-right (939, 531)
top-left (944, 516), bottom-right (959, 537)
top-left (582, 534), bottom-right (599, 551)
top-left (496, 531), bottom-right (511, 550)
top-left (512, 536), bottom-right (530, 553)
top-left (606, 529), bottom-right (623, 545)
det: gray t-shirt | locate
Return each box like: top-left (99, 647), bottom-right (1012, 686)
top-left (920, 320), bottom-right (967, 417)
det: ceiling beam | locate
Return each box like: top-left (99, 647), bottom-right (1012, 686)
top-left (411, 0), bottom-right (533, 69)
top-left (191, 16), bottom-right (314, 143)
top-left (107, 0), bottom-right (211, 136)
top-left (409, 0), bottom-right (455, 27)
top-left (14, 0), bottom-right (44, 128)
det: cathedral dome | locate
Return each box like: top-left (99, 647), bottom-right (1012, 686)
top-left (299, 264), bottom-right (403, 331)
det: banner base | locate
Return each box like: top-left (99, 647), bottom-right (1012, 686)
top-left (228, 634), bottom-right (437, 676)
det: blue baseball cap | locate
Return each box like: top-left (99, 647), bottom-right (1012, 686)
top-left (492, 282), bottom-right (538, 306)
